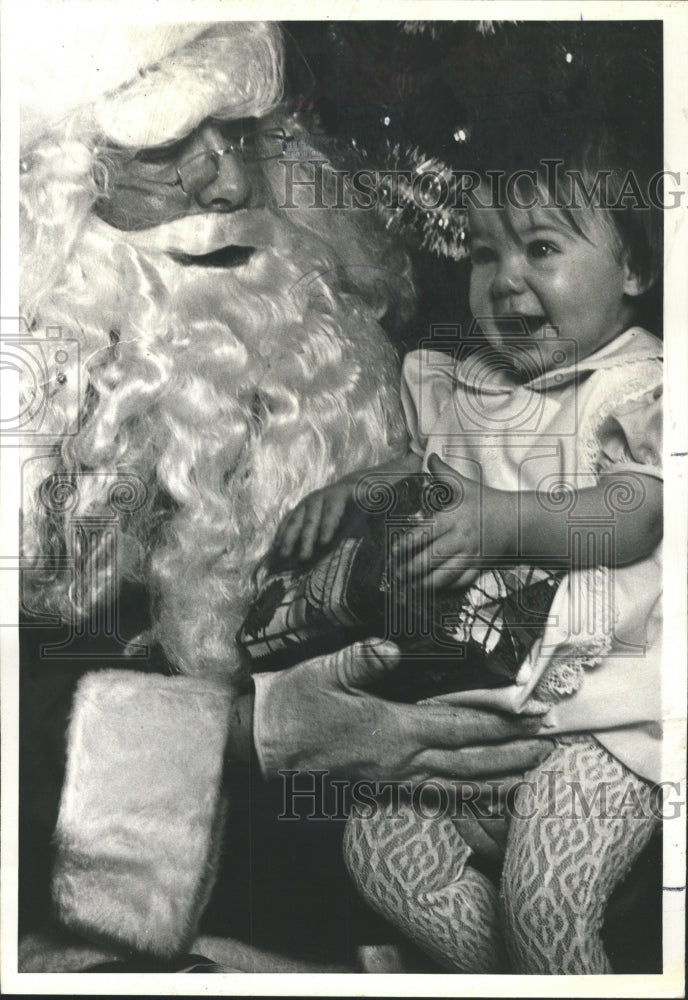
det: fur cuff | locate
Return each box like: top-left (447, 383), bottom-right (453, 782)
top-left (52, 670), bottom-right (233, 957)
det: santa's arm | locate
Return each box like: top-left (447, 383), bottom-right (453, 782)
top-left (28, 638), bottom-right (552, 961)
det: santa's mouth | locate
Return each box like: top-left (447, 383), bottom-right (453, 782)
top-left (167, 245), bottom-right (257, 268)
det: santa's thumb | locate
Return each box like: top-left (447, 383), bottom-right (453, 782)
top-left (341, 638), bottom-right (401, 688)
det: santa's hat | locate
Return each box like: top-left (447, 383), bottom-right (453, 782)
top-left (18, 6), bottom-right (284, 149)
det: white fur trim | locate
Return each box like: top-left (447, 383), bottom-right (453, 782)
top-left (18, 930), bottom-right (121, 972)
top-left (52, 670), bottom-right (233, 957)
top-left (93, 22), bottom-right (284, 147)
top-left (19, 14), bottom-right (283, 148)
top-left (19, 13), bottom-right (204, 148)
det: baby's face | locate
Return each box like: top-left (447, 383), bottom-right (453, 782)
top-left (467, 193), bottom-right (641, 375)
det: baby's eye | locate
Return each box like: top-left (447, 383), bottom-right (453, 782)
top-left (471, 245), bottom-right (497, 265)
top-left (527, 240), bottom-right (558, 260)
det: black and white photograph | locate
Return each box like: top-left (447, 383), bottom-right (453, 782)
top-left (1, 2), bottom-right (685, 994)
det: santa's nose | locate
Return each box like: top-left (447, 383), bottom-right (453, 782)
top-left (190, 124), bottom-right (252, 211)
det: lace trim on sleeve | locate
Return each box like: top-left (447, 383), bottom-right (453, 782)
top-left (577, 360), bottom-right (662, 476)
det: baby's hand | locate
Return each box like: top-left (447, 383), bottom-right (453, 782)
top-left (275, 478), bottom-right (356, 561)
top-left (394, 453), bottom-right (514, 589)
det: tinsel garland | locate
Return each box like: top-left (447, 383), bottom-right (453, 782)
top-left (289, 19), bottom-right (661, 260)
top-left (355, 142), bottom-right (470, 261)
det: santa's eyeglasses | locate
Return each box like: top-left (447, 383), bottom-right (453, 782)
top-left (138, 128), bottom-right (295, 195)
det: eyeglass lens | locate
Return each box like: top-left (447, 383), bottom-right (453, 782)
top-left (176, 132), bottom-right (290, 191)
top-left (177, 149), bottom-right (222, 194)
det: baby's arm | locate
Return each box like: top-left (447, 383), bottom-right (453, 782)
top-left (504, 471), bottom-right (663, 568)
top-left (398, 454), bottom-right (662, 589)
top-left (276, 450), bottom-right (423, 560)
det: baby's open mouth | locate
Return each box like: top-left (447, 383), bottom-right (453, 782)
top-left (167, 246), bottom-right (256, 268)
top-left (494, 315), bottom-right (547, 339)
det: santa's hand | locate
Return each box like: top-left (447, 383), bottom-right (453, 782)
top-left (394, 453), bottom-right (515, 590)
top-left (251, 639), bottom-right (552, 784)
top-left (274, 478), bottom-right (355, 562)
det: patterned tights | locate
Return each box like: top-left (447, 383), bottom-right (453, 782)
top-left (344, 739), bottom-right (658, 974)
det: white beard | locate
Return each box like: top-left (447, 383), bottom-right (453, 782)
top-left (22, 206), bottom-right (407, 677)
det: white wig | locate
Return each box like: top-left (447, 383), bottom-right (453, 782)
top-left (20, 20), bottom-right (414, 681)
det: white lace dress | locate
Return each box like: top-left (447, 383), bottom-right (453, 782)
top-left (401, 326), bottom-right (663, 782)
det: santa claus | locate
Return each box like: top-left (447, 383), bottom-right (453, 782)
top-left (16, 15), bottom-right (547, 972)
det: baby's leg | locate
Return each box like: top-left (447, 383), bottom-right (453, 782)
top-left (344, 800), bottom-right (504, 972)
top-left (502, 738), bottom-right (658, 974)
